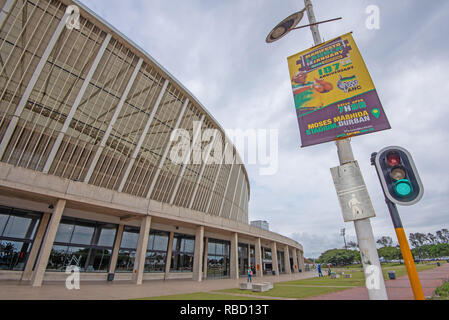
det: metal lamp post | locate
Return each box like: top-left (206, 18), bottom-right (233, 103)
top-left (266, 0), bottom-right (388, 300)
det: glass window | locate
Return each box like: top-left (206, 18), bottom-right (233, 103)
top-left (144, 230), bottom-right (169, 273)
top-left (206, 239), bottom-right (230, 279)
top-left (120, 228), bottom-right (139, 249)
top-left (86, 249), bottom-right (112, 272)
top-left (182, 238), bottom-right (195, 253)
top-left (71, 225), bottom-right (94, 245)
top-left (0, 240), bottom-right (32, 271)
top-left (172, 237), bottom-right (178, 250)
top-left (47, 245), bottom-right (69, 271)
top-left (116, 249), bottom-right (136, 273)
top-left (264, 249), bottom-right (272, 260)
top-left (238, 243), bottom-right (249, 276)
top-left (152, 233), bottom-right (169, 252)
top-left (2, 215), bottom-right (32, 239)
top-left (0, 214), bottom-right (9, 235)
top-left (207, 242), bottom-right (216, 255)
top-left (54, 223), bottom-right (75, 243)
top-left (0, 208), bottom-right (43, 271)
top-left (48, 218), bottom-right (117, 272)
top-left (65, 246), bottom-right (89, 270)
top-left (215, 243), bottom-right (223, 256)
top-left (97, 225), bottom-right (117, 247)
top-left (170, 234), bottom-right (195, 273)
top-left (144, 251), bottom-right (167, 273)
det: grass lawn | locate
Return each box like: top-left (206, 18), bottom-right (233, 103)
top-left (218, 285), bottom-right (349, 299)
top-left (134, 262), bottom-right (445, 300)
top-left (431, 281), bottom-right (449, 300)
top-left (136, 292), bottom-right (269, 300)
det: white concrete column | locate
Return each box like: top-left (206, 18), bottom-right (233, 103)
top-left (192, 226), bottom-right (204, 282)
top-left (164, 231), bottom-right (174, 279)
top-left (247, 243), bottom-right (251, 269)
top-left (132, 216), bottom-right (151, 285)
top-left (108, 224), bottom-right (124, 274)
top-left (296, 249), bottom-right (304, 272)
top-left (271, 242), bottom-right (279, 276)
top-left (31, 199), bottom-right (66, 287)
top-left (298, 250), bottom-right (305, 272)
top-left (291, 249), bottom-right (299, 273)
top-left (21, 212), bottom-right (51, 281)
top-left (203, 237), bottom-right (208, 280)
top-left (0, 12), bottom-right (70, 159)
top-left (230, 232), bottom-right (239, 279)
top-left (284, 246), bottom-right (291, 274)
top-left (255, 238), bottom-right (263, 278)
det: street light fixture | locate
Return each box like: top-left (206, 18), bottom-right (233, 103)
top-left (266, 8), bottom-right (341, 44)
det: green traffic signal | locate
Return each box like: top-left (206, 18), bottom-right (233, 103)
top-left (373, 146), bottom-right (424, 206)
top-left (395, 179), bottom-right (412, 197)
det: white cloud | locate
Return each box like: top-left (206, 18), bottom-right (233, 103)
top-left (79, 0), bottom-right (449, 258)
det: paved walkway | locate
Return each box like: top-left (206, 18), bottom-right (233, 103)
top-left (307, 263), bottom-right (449, 300)
top-left (0, 271), bottom-right (317, 300)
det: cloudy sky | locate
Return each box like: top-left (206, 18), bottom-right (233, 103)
top-left (78, 0), bottom-right (449, 258)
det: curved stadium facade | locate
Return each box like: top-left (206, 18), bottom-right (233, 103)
top-left (0, 0), bottom-right (304, 286)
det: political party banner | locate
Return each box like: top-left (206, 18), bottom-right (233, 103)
top-left (287, 32), bottom-right (390, 147)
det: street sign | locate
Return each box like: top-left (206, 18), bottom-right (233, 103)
top-left (287, 32), bottom-right (391, 147)
top-left (331, 161), bottom-right (376, 222)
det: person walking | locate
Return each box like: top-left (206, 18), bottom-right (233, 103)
top-left (317, 263), bottom-right (323, 277)
top-left (247, 267), bottom-right (253, 283)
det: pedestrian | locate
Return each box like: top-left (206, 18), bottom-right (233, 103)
top-left (317, 263), bottom-right (323, 277)
top-left (247, 267), bottom-right (253, 283)
top-left (327, 265), bottom-right (332, 277)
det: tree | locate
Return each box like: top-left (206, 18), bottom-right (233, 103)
top-left (427, 233), bottom-right (438, 245)
top-left (376, 236), bottom-right (393, 248)
top-left (378, 246), bottom-right (402, 261)
top-left (436, 229), bottom-right (449, 244)
top-left (436, 231), bottom-right (445, 244)
top-left (409, 233), bottom-right (419, 248)
top-left (409, 233), bottom-right (427, 247)
top-left (317, 249), bottom-right (360, 266)
top-left (347, 241), bottom-right (358, 249)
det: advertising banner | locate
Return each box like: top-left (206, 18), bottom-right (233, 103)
top-left (287, 32), bottom-right (390, 147)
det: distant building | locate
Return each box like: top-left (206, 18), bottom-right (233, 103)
top-left (251, 220), bottom-right (270, 231)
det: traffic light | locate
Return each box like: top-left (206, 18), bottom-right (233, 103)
top-left (373, 146), bottom-right (424, 206)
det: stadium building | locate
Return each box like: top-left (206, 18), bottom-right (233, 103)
top-left (0, 0), bottom-right (304, 287)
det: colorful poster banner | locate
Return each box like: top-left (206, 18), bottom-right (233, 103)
top-left (287, 32), bottom-right (390, 147)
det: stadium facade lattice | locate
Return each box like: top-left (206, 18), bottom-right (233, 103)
top-left (0, 0), bottom-right (304, 286)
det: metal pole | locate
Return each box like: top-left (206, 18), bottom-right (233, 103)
top-left (386, 199), bottom-right (425, 300)
top-left (371, 153), bottom-right (425, 300)
top-left (304, 0), bottom-right (388, 300)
